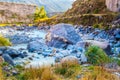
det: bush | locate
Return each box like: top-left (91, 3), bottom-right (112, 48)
top-left (0, 35), bottom-right (12, 46)
top-left (85, 46), bottom-right (110, 65)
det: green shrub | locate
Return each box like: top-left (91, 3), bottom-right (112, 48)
top-left (85, 46), bottom-right (110, 65)
top-left (0, 35), bottom-right (12, 46)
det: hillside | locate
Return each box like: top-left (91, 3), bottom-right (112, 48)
top-left (64, 0), bottom-right (111, 16)
top-left (0, 0), bottom-right (74, 13)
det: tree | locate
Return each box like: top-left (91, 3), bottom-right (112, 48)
top-left (85, 46), bottom-right (110, 66)
top-left (34, 6), bottom-right (48, 21)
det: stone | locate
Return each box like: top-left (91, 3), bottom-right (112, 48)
top-left (106, 0), bottom-right (120, 12)
top-left (9, 34), bottom-right (30, 44)
top-left (114, 28), bottom-right (120, 40)
top-left (81, 53), bottom-right (87, 63)
top-left (12, 70), bottom-right (18, 76)
top-left (76, 41), bottom-right (86, 48)
top-left (27, 41), bottom-right (47, 52)
top-left (45, 23), bottom-right (82, 48)
top-left (0, 56), bottom-right (4, 63)
top-left (2, 54), bottom-right (14, 65)
top-left (4, 48), bottom-right (20, 58)
top-left (60, 56), bottom-right (78, 64)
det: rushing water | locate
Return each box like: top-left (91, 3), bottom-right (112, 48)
top-left (1, 28), bottom-right (55, 68)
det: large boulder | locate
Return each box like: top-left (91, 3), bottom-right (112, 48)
top-left (27, 41), bottom-right (47, 52)
top-left (4, 48), bottom-right (20, 58)
top-left (45, 24), bottom-right (82, 48)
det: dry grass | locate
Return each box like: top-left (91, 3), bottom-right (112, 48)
top-left (0, 66), bottom-right (4, 80)
top-left (81, 66), bottom-right (119, 80)
top-left (24, 66), bottom-right (58, 80)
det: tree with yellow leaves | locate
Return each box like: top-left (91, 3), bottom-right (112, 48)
top-left (34, 6), bottom-right (48, 21)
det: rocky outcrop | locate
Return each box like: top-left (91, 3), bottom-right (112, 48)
top-left (45, 23), bottom-right (82, 48)
top-left (106, 0), bottom-right (120, 12)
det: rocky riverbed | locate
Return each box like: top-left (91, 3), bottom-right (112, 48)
top-left (0, 23), bottom-right (120, 68)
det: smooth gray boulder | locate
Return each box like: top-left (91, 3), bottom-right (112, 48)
top-left (45, 23), bottom-right (82, 48)
top-left (27, 41), bottom-right (47, 52)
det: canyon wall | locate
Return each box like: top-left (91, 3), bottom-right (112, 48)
top-left (106, 0), bottom-right (120, 12)
top-left (0, 2), bottom-right (36, 23)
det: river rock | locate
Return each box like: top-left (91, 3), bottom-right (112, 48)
top-left (45, 23), bottom-right (82, 48)
top-left (4, 48), bottom-right (20, 58)
top-left (114, 28), bottom-right (120, 40)
top-left (9, 34), bottom-right (30, 44)
top-left (27, 41), bottom-right (47, 52)
top-left (60, 56), bottom-right (79, 64)
top-left (2, 54), bottom-right (14, 65)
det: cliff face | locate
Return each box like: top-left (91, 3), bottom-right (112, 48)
top-left (0, 2), bottom-right (36, 23)
top-left (106, 0), bottom-right (120, 12)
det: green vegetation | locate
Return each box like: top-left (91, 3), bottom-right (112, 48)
top-left (85, 46), bottom-right (110, 65)
top-left (34, 6), bottom-right (48, 22)
top-left (0, 34), bottom-right (12, 46)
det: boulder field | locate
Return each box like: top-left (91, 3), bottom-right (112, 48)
top-left (0, 24), bottom-right (119, 67)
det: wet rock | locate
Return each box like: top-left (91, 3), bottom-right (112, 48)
top-left (115, 41), bottom-right (120, 47)
top-left (27, 41), bottom-right (47, 52)
top-left (114, 28), bottom-right (120, 40)
top-left (4, 48), bottom-right (20, 58)
top-left (2, 54), bottom-right (14, 65)
top-left (46, 23), bottom-right (82, 48)
top-left (9, 34), bottom-right (30, 44)
top-left (28, 57), bottom-right (33, 60)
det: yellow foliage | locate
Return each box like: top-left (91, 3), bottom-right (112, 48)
top-left (34, 6), bottom-right (48, 21)
top-left (0, 34), bottom-right (12, 46)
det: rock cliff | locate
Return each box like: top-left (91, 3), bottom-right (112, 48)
top-left (106, 0), bottom-right (120, 12)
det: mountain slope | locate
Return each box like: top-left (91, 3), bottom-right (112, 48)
top-left (0, 0), bottom-right (74, 13)
top-left (64, 0), bottom-right (111, 16)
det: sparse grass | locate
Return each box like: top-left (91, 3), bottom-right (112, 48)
top-left (81, 66), bottom-right (119, 80)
